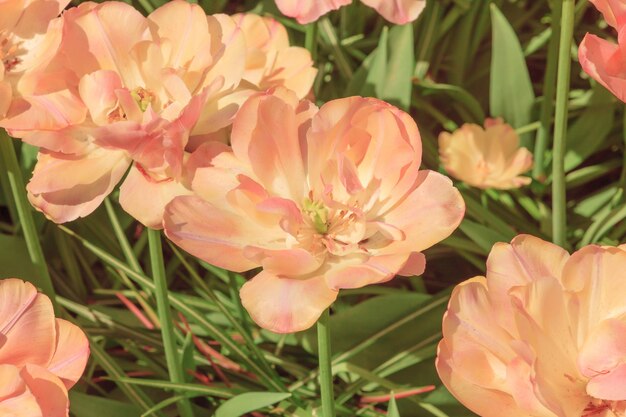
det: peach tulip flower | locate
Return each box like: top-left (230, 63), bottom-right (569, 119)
top-left (164, 88), bottom-right (465, 333)
top-left (275, 0), bottom-right (425, 25)
top-left (0, 0), bottom-right (69, 119)
top-left (437, 235), bottom-right (626, 417)
top-left (234, 13), bottom-right (317, 99)
top-left (0, 278), bottom-right (89, 417)
top-left (2, 2), bottom-right (315, 229)
top-left (438, 119), bottom-right (533, 190)
top-left (580, 0), bottom-right (626, 102)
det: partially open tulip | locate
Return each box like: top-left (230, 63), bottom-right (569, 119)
top-left (0, 0), bottom-right (69, 119)
top-left (438, 119), bottom-right (533, 190)
top-left (275, 0), bottom-right (425, 25)
top-left (0, 278), bottom-right (89, 416)
top-left (437, 235), bottom-right (626, 417)
top-left (164, 88), bottom-right (465, 333)
top-left (234, 13), bottom-right (317, 99)
top-left (580, 0), bottom-right (626, 102)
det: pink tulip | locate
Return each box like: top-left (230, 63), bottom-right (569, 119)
top-left (234, 13), bottom-right (317, 99)
top-left (437, 235), bottom-right (626, 417)
top-left (275, 0), bottom-right (425, 25)
top-left (580, 0), bottom-right (626, 102)
top-left (0, 0), bottom-right (69, 119)
top-left (438, 119), bottom-right (533, 190)
top-left (164, 88), bottom-right (465, 333)
top-left (0, 278), bottom-right (89, 416)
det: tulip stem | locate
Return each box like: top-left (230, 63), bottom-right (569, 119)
top-left (317, 309), bottom-right (336, 417)
top-left (0, 129), bottom-right (57, 308)
top-left (551, 0), bottom-right (575, 247)
top-left (147, 229), bottom-right (194, 417)
top-left (532, 0), bottom-right (562, 181)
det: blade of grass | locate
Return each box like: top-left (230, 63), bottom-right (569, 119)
top-left (147, 229), bottom-right (195, 417)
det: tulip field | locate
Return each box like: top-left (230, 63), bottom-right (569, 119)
top-left (2, 0), bottom-right (626, 416)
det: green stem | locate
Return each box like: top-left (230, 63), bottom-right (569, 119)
top-left (317, 309), bottom-right (335, 417)
top-left (147, 229), bottom-right (194, 417)
top-left (551, 0), bottom-right (575, 247)
top-left (0, 130), bottom-right (57, 307)
top-left (104, 198), bottom-right (144, 275)
top-left (305, 22), bottom-right (318, 61)
top-left (533, 1), bottom-right (562, 181)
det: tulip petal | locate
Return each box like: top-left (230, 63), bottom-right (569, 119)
top-left (27, 149), bottom-right (130, 223)
top-left (579, 33), bottom-right (626, 103)
top-left (589, 0), bottom-right (626, 29)
top-left (119, 164), bottom-right (192, 229)
top-left (0, 279), bottom-right (55, 368)
top-left (20, 364), bottom-right (68, 417)
top-left (48, 319), bottom-right (89, 389)
top-left (240, 270), bottom-right (338, 333)
top-left (360, 0), bottom-right (426, 24)
top-left (274, 0), bottom-right (351, 24)
top-left (164, 195), bottom-right (262, 272)
top-left (586, 363), bottom-right (626, 401)
top-left (325, 254), bottom-right (410, 290)
top-left (379, 170), bottom-right (465, 254)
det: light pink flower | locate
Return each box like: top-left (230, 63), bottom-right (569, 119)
top-left (437, 235), bottom-right (626, 417)
top-left (234, 13), bottom-right (317, 99)
top-left (438, 119), bottom-right (533, 190)
top-left (580, 0), bottom-right (626, 102)
top-left (0, 278), bottom-right (89, 417)
top-left (0, 0), bottom-right (69, 119)
top-left (275, 0), bottom-right (425, 25)
top-left (2, 2), bottom-right (316, 229)
top-left (164, 88), bottom-right (465, 333)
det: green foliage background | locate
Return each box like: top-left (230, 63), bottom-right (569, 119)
top-left (0, 0), bottom-right (619, 416)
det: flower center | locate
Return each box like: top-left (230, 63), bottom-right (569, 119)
top-left (131, 87), bottom-right (154, 112)
top-left (302, 197), bottom-right (328, 234)
top-left (582, 399), bottom-right (625, 416)
top-left (0, 31), bottom-right (20, 72)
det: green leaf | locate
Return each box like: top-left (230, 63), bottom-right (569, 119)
top-left (346, 25), bottom-right (415, 110)
top-left (0, 234), bottom-right (42, 288)
top-left (389, 395), bottom-right (401, 417)
top-left (459, 219), bottom-right (512, 253)
top-left (70, 392), bottom-right (140, 417)
top-left (564, 84), bottom-right (615, 172)
top-left (214, 392), bottom-right (292, 417)
top-left (489, 4), bottom-right (536, 147)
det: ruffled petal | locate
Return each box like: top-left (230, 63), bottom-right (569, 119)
top-left (240, 270), bottom-right (338, 333)
top-left (27, 148), bottom-right (130, 223)
top-left (47, 319), bottom-right (89, 389)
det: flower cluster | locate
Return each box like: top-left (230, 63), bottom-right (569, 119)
top-left (1, 0), bottom-right (316, 228)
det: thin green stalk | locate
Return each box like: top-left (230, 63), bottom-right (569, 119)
top-left (305, 22), bottom-right (318, 62)
top-left (533, 1), bottom-right (561, 181)
top-left (551, 0), bottom-right (575, 247)
top-left (104, 198), bottom-right (144, 274)
top-left (0, 130), bottom-right (56, 307)
top-left (147, 229), bottom-right (194, 417)
top-left (317, 309), bottom-right (335, 417)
